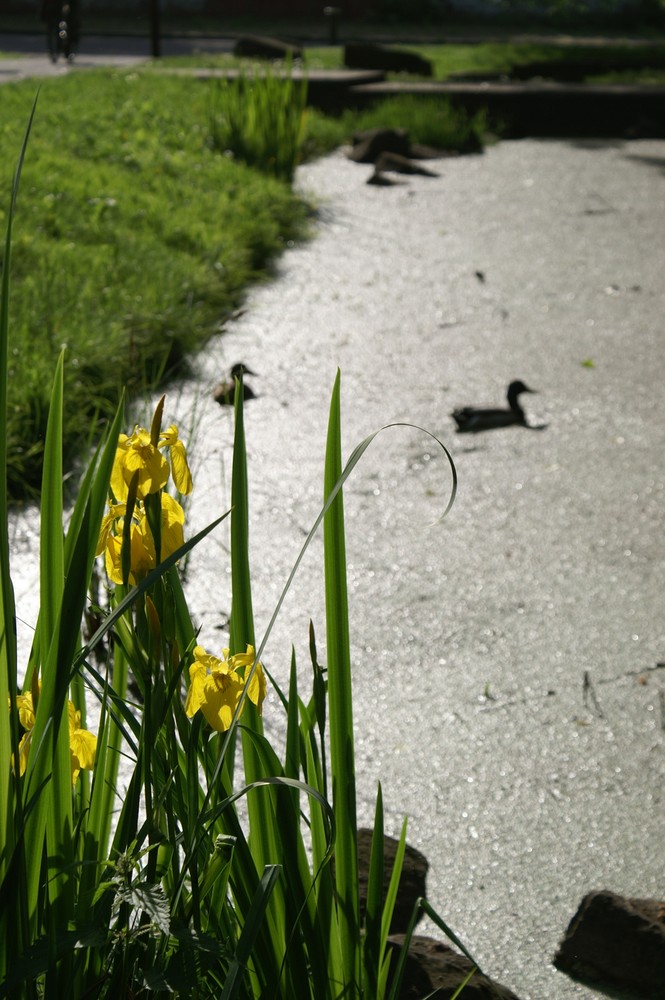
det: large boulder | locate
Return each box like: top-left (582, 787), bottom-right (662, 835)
top-left (387, 935), bottom-right (523, 999)
top-left (357, 830), bottom-right (523, 997)
top-left (554, 889), bottom-right (665, 997)
top-left (373, 152), bottom-right (440, 176)
top-left (233, 35), bottom-right (302, 60)
top-left (347, 127), bottom-right (412, 163)
top-left (357, 827), bottom-right (428, 934)
top-left (344, 42), bottom-right (433, 77)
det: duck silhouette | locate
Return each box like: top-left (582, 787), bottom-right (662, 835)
top-left (213, 363), bottom-right (257, 406)
top-left (452, 380), bottom-right (536, 432)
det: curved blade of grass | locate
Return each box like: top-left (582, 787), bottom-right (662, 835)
top-left (252, 413), bottom-right (456, 676)
top-left (212, 376), bottom-right (457, 996)
top-left (220, 399), bottom-right (457, 778)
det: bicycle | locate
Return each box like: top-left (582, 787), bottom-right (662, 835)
top-left (42, 0), bottom-right (79, 63)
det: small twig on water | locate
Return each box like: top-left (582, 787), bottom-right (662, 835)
top-left (583, 670), bottom-right (605, 719)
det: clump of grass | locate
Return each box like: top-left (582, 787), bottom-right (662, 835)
top-left (208, 66), bottom-right (308, 182)
top-left (300, 96), bottom-right (489, 161)
top-left (350, 95), bottom-right (489, 152)
top-left (0, 71), bottom-right (310, 500)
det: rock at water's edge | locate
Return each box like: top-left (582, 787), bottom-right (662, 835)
top-left (357, 827), bottom-right (428, 935)
top-left (554, 889), bottom-right (665, 997)
top-left (387, 934), bottom-right (523, 1000)
top-left (233, 35), bottom-right (302, 60)
top-left (344, 42), bottom-right (433, 78)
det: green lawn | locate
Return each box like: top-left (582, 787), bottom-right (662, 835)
top-left (0, 71), bottom-right (310, 499)
top-left (148, 38), bottom-right (665, 81)
top-left (1, 49), bottom-right (498, 502)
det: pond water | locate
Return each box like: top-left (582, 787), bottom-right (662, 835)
top-left (10, 139), bottom-right (665, 1000)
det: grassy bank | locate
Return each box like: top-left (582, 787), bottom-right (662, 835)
top-left (0, 71), bottom-right (310, 499)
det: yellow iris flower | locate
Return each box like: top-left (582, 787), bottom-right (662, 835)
top-left (184, 644), bottom-right (267, 732)
top-left (67, 702), bottom-right (98, 785)
top-left (160, 424), bottom-right (193, 496)
top-left (99, 401), bottom-right (193, 586)
top-left (12, 686), bottom-right (97, 785)
top-left (97, 492), bottom-right (186, 586)
top-left (111, 423), bottom-right (192, 502)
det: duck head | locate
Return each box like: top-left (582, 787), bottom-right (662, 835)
top-left (213, 363), bottom-right (258, 406)
top-left (230, 363), bottom-right (257, 379)
top-left (507, 380), bottom-right (536, 410)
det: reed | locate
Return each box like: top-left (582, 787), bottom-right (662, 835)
top-left (208, 65), bottom-right (308, 182)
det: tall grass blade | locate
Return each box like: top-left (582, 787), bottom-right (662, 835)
top-left (450, 967), bottom-right (479, 1000)
top-left (39, 350), bottom-right (65, 662)
top-left (323, 371), bottom-right (360, 995)
top-left (229, 377), bottom-right (255, 652)
top-left (39, 352), bottom-right (76, 930)
top-left (387, 895), bottom-right (482, 1000)
top-left (363, 785), bottom-right (385, 1000)
top-left (377, 819), bottom-right (408, 998)
top-left (221, 864), bottom-right (281, 1000)
top-left (228, 383), bottom-right (283, 953)
top-left (0, 95), bottom-right (39, 908)
top-left (252, 417), bottom-right (456, 683)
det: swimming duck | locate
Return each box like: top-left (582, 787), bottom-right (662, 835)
top-left (213, 363), bottom-right (257, 406)
top-left (452, 380), bottom-right (536, 432)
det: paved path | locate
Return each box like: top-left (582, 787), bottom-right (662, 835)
top-left (0, 31), bottom-right (238, 82)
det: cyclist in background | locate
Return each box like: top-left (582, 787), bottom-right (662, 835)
top-left (40, 0), bottom-right (80, 62)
